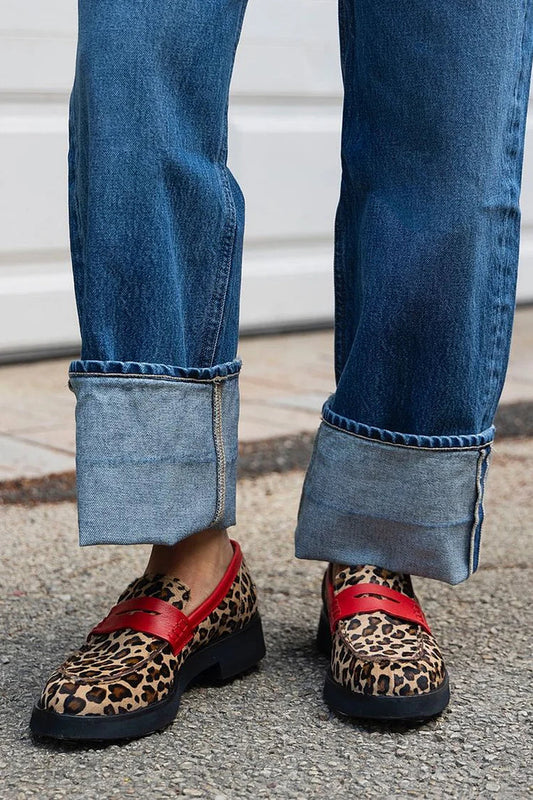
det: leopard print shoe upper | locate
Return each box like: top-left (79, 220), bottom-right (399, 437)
top-left (38, 552), bottom-right (258, 718)
top-left (327, 565), bottom-right (447, 698)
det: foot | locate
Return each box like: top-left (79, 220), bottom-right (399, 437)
top-left (30, 540), bottom-right (265, 742)
top-left (317, 564), bottom-right (449, 720)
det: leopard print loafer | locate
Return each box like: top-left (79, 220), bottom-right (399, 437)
top-left (30, 540), bottom-right (265, 741)
top-left (317, 564), bottom-right (450, 720)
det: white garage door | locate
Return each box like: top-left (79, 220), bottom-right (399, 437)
top-left (0, 1), bottom-right (532, 359)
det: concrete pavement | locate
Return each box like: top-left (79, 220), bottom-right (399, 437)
top-left (0, 436), bottom-right (531, 799)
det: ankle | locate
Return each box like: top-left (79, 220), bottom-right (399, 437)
top-left (146, 529), bottom-right (234, 611)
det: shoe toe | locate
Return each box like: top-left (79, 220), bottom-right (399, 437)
top-left (332, 613), bottom-right (447, 698)
top-left (39, 630), bottom-right (175, 716)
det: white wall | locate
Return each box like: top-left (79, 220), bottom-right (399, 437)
top-left (0, 0), bottom-right (532, 359)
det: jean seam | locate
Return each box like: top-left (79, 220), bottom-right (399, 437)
top-left (210, 378), bottom-right (226, 526)
top-left (332, 0), bottom-right (350, 384)
top-left (469, 445), bottom-right (492, 576)
top-left (321, 417), bottom-right (494, 453)
top-left (205, 162), bottom-right (237, 366)
top-left (67, 82), bottom-right (86, 329)
top-left (201, 0), bottom-right (248, 368)
top-left (482, 0), bottom-right (532, 427)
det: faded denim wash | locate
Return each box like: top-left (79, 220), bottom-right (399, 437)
top-left (68, 0), bottom-right (533, 583)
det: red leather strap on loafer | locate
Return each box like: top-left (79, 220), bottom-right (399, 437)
top-left (90, 597), bottom-right (195, 655)
top-left (90, 540), bottom-right (243, 654)
top-left (326, 573), bottom-right (432, 636)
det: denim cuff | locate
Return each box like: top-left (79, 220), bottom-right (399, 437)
top-left (295, 395), bottom-right (494, 585)
top-left (68, 358), bottom-right (241, 546)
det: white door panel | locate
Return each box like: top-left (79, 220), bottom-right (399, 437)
top-left (0, 106), bottom-right (68, 252)
top-left (1, 38), bottom-right (74, 93)
top-left (0, 0), bottom-right (531, 359)
top-left (0, 1), bottom-right (76, 30)
top-left (230, 104), bottom-right (341, 241)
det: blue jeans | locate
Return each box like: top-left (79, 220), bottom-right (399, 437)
top-left (68, 0), bottom-right (533, 584)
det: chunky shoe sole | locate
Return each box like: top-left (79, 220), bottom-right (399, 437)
top-left (317, 609), bottom-right (450, 721)
top-left (30, 614), bottom-right (266, 742)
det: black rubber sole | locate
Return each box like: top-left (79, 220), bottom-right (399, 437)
top-left (30, 614), bottom-right (266, 742)
top-left (317, 609), bottom-right (450, 721)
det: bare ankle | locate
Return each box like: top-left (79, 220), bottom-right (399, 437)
top-left (146, 528), bottom-right (234, 611)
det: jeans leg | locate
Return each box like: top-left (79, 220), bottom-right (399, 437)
top-left (69, 0), bottom-right (248, 546)
top-left (296, 0), bottom-right (533, 584)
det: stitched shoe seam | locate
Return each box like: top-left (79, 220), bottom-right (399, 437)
top-left (336, 627), bottom-right (427, 663)
top-left (59, 638), bottom-right (172, 684)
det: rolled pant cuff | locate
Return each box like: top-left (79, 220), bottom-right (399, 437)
top-left (68, 358), bottom-right (241, 546)
top-left (295, 396), bottom-right (494, 585)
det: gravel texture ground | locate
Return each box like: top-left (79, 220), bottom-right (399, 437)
top-left (0, 437), bottom-right (531, 799)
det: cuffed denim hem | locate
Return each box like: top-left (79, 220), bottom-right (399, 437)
top-left (68, 357), bottom-right (242, 380)
top-left (68, 358), bottom-right (241, 546)
top-left (294, 395), bottom-right (494, 585)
